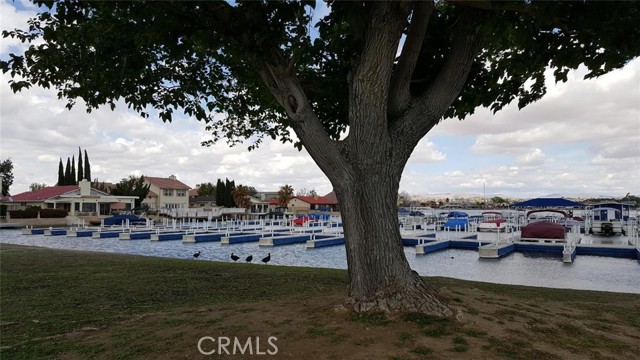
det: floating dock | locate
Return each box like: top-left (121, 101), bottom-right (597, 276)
top-left (22, 228), bottom-right (45, 235)
top-left (183, 231), bottom-right (245, 243)
top-left (150, 231), bottom-right (188, 241)
top-left (415, 239), bottom-right (493, 255)
top-left (67, 229), bottom-right (97, 237)
top-left (258, 233), bottom-right (314, 246)
top-left (305, 236), bottom-right (345, 248)
top-left (478, 243), bottom-right (516, 259)
top-left (43, 228), bottom-right (68, 236)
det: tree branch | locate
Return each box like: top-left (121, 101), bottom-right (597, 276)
top-left (389, 1), bottom-right (434, 117)
top-left (258, 62), bottom-right (349, 182)
top-left (392, 7), bottom-right (485, 158)
top-left (449, 0), bottom-right (537, 15)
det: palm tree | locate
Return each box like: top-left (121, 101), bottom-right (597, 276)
top-left (232, 185), bottom-right (251, 209)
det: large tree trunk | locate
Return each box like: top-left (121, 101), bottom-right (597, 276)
top-left (335, 169), bottom-right (452, 317)
top-left (257, 2), bottom-right (483, 318)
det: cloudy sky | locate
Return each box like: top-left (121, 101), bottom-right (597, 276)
top-left (1, 0), bottom-right (638, 199)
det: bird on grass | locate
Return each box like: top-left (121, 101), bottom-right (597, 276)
top-left (230, 252), bottom-right (239, 262)
top-left (193, 251), bottom-right (201, 260)
top-left (261, 253), bottom-right (271, 264)
top-left (246, 255), bottom-right (253, 263)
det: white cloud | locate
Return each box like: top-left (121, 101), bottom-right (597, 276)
top-left (516, 148), bottom-right (547, 167)
top-left (407, 138), bottom-right (446, 164)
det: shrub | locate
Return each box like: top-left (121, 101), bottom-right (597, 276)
top-left (0, 204), bottom-right (6, 217)
top-left (8, 210), bottom-right (39, 219)
top-left (8, 208), bottom-right (68, 218)
top-left (40, 209), bottom-right (68, 218)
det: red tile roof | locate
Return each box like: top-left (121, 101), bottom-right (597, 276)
top-left (144, 177), bottom-right (190, 190)
top-left (11, 186), bottom-right (79, 201)
top-left (323, 191), bottom-right (337, 203)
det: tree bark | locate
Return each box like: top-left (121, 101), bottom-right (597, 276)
top-left (334, 166), bottom-right (452, 317)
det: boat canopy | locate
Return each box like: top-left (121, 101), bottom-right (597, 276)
top-left (512, 198), bottom-right (585, 208)
top-left (447, 211), bottom-right (468, 218)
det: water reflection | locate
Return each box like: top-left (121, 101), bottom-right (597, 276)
top-left (1, 229), bottom-right (638, 294)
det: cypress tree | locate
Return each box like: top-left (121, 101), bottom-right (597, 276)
top-left (57, 158), bottom-right (64, 185)
top-left (77, 147), bottom-right (83, 182)
top-left (71, 155), bottom-right (76, 184)
top-left (216, 178), bottom-right (225, 206)
top-left (84, 149), bottom-right (91, 182)
top-left (64, 157), bottom-right (72, 185)
top-left (227, 179), bottom-right (236, 207)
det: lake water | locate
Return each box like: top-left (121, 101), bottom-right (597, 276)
top-left (1, 229), bottom-right (639, 294)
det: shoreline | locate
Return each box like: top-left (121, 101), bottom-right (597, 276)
top-left (2, 242), bottom-right (639, 296)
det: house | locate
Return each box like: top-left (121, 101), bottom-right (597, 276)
top-left (249, 191), bottom-right (280, 213)
top-left (190, 195), bottom-right (217, 208)
top-left (142, 175), bottom-right (190, 210)
top-left (288, 192), bottom-right (339, 213)
top-left (3, 180), bottom-right (137, 215)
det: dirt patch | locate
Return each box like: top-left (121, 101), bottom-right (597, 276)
top-left (46, 289), bottom-right (640, 359)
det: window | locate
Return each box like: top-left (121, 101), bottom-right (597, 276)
top-left (177, 190), bottom-right (186, 197)
top-left (163, 189), bottom-right (173, 197)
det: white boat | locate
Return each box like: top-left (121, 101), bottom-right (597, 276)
top-left (586, 202), bottom-right (634, 236)
top-left (477, 211), bottom-right (508, 232)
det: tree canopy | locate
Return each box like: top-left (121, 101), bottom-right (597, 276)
top-left (2, 1), bottom-right (638, 150)
top-left (110, 175), bottom-right (151, 208)
top-left (1, 158), bottom-right (14, 196)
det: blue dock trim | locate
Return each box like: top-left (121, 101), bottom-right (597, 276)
top-left (67, 229), bottom-right (94, 237)
top-left (44, 229), bottom-right (67, 236)
top-left (478, 243), bottom-right (515, 259)
top-left (575, 245), bottom-right (637, 259)
top-left (402, 237), bottom-right (434, 246)
top-left (262, 234), bottom-right (313, 246)
top-left (183, 232), bottom-right (245, 243)
top-left (258, 234), bottom-right (318, 246)
top-left (514, 243), bottom-right (564, 254)
top-left (306, 236), bottom-right (345, 248)
top-left (22, 228), bottom-right (45, 235)
top-left (93, 231), bottom-right (122, 238)
top-left (416, 240), bottom-right (450, 254)
top-left (220, 233), bottom-right (266, 244)
top-left (449, 240), bottom-right (483, 249)
top-left (120, 231), bottom-right (157, 240)
top-left (297, 228), bottom-right (326, 233)
top-left (150, 232), bottom-right (187, 241)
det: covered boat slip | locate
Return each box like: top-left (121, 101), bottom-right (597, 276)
top-left (584, 202), bottom-right (635, 236)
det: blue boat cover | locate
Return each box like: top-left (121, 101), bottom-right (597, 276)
top-left (447, 211), bottom-right (468, 218)
top-left (512, 198), bottom-right (585, 208)
top-left (103, 214), bottom-right (147, 226)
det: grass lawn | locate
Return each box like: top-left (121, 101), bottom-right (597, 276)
top-left (1, 243), bottom-right (639, 359)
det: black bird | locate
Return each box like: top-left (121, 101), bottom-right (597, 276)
top-left (246, 255), bottom-right (253, 263)
top-left (193, 251), bottom-right (201, 260)
top-left (261, 253), bottom-right (271, 264)
top-left (230, 252), bottom-right (240, 262)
